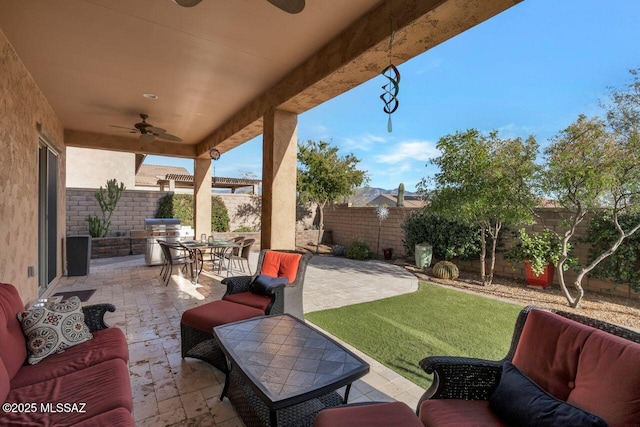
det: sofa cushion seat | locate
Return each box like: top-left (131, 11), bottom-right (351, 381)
top-left (419, 399), bottom-right (506, 427)
top-left (567, 328), bottom-right (640, 426)
top-left (71, 407), bottom-right (135, 427)
top-left (181, 300), bottom-right (265, 333)
top-left (314, 402), bottom-right (423, 427)
top-left (4, 358), bottom-right (133, 426)
top-left (10, 327), bottom-right (129, 389)
top-left (223, 291), bottom-right (271, 312)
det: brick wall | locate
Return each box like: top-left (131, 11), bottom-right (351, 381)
top-left (323, 205), bottom-right (639, 299)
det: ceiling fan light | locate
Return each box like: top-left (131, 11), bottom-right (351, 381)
top-left (140, 133), bottom-right (155, 143)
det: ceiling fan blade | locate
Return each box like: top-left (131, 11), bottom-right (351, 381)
top-left (172, 0), bottom-right (202, 7)
top-left (140, 133), bottom-right (155, 143)
top-left (156, 133), bottom-right (183, 142)
top-left (267, 0), bottom-right (305, 14)
top-left (146, 126), bottom-right (167, 134)
top-left (110, 125), bottom-right (137, 131)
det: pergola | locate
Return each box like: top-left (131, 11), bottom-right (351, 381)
top-left (0, 0), bottom-right (522, 296)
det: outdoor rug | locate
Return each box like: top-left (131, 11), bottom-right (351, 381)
top-left (53, 289), bottom-right (96, 302)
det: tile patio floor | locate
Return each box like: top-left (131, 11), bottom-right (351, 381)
top-left (53, 252), bottom-right (424, 426)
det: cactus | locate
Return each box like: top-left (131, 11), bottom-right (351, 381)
top-left (397, 183), bottom-right (405, 207)
top-left (432, 261), bottom-right (459, 280)
top-left (86, 179), bottom-right (125, 237)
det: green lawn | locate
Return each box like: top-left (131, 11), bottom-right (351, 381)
top-left (306, 282), bottom-right (522, 390)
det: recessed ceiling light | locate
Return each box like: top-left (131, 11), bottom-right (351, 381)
top-left (143, 93), bottom-right (158, 100)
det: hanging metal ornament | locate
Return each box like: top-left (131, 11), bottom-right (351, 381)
top-left (209, 147), bottom-right (221, 177)
top-left (380, 17), bottom-right (400, 133)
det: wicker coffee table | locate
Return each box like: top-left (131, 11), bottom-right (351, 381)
top-left (214, 314), bottom-right (370, 427)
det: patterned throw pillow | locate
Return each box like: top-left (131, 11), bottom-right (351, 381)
top-left (17, 296), bottom-right (93, 365)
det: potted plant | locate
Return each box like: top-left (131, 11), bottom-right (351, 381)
top-left (504, 229), bottom-right (573, 288)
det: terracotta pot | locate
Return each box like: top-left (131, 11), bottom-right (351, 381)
top-left (524, 261), bottom-right (554, 288)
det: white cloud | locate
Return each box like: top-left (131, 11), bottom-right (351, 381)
top-left (341, 133), bottom-right (387, 151)
top-left (374, 140), bottom-right (439, 164)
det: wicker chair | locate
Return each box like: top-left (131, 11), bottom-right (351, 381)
top-left (416, 305), bottom-right (640, 426)
top-left (181, 249), bottom-right (312, 372)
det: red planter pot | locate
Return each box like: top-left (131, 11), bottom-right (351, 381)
top-left (524, 261), bottom-right (555, 288)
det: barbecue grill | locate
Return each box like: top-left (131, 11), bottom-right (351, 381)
top-left (144, 218), bottom-right (182, 266)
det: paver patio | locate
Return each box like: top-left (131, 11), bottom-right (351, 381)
top-left (53, 252), bottom-right (423, 426)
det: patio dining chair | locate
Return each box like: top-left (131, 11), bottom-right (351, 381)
top-left (158, 240), bottom-right (196, 286)
top-left (226, 238), bottom-right (255, 274)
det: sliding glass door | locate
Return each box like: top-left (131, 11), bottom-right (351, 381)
top-left (38, 142), bottom-right (58, 295)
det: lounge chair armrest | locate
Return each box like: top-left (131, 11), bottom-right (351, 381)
top-left (221, 276), bottom-right (253, 295)
top-left (417, 356), bottom-right (503, 403)
top-left (82, 303), bottom-right (116, 332)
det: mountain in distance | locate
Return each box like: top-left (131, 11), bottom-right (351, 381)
top-left (348, 186), bottom-right (418, 206)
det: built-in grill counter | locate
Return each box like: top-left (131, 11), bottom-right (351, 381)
top-left (144, 218), bottom-right (183, 266)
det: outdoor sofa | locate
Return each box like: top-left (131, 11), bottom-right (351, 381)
top-left (313, 305), bottom-right (640, 427)
top-left (0, 283), bottom-right (134, 426)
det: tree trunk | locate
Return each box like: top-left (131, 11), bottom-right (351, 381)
top-left (487, 222), bottom-right (501, 286)
top-left (479, 224), bottom-right (487, 285)
top-left (315, 202), bottom-right (326, 254)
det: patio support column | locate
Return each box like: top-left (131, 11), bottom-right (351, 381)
top-left (194, 158), bottom-right (211, 239)
top-left (261, 108), bottom-right (297, 250)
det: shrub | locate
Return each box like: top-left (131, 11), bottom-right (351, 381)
top-left (346, 239), bottom-right (372, 260)
top-left (585, 211), bottom-right (640, 292)
top-left (402, 210), bottom-right (481, 260)
top-left (331, 244), bottom-right (346, 256)
top-left (156, 194), bottom-right (230, 232)
top-left (233, 226), bottom-right (255, 232)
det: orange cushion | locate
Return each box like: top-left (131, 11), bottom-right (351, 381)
top-left (260, 251), bottom-right (302, 284)
top-left (419, 399), bottom-right (505, 427)
top-left (224, 292), bottom-right (272, 312)
top-left (567, 329), bottom-right (640, 426)
top-left (512, 309), bottom-right (593, 401)
top-left (314, 402), bottom-right (423, 427)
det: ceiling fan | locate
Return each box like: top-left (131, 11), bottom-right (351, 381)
top-left (172, 0), bottom-right (305, 14)
top-left (110, 114), bottom-right (182, 143)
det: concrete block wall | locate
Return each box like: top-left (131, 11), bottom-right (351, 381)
top-left (323, 205), bottom-right (639, 299)
top-left (323, 206), bottom-right (414, 258)
top-left (67, 188), bottom-right (168, 236)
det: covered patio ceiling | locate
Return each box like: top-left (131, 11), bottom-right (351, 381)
top-left (0, 0), bottom-right (521, 159)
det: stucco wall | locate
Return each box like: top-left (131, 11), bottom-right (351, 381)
top-left (0, 30), bottom-right (65, 303)
top-left (66, 147), bottom-right (135, 189)
top-left (323, 205), bottom-right (639, 299)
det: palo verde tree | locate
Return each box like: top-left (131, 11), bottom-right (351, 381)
top-left (543, 70), bottom-right (640, 308)
top-left (420, 129), bottom-right (539, 285)
top-left (297, 140), bottom-right (370, 253)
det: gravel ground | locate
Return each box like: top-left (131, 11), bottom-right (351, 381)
top-left (404, 264), bottom-right (640, 331)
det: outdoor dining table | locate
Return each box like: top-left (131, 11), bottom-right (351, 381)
top-left (180, 239), bottom-right (242, 283)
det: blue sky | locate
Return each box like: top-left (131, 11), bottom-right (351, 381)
top-left (146, 0), bottom-right (640, 192)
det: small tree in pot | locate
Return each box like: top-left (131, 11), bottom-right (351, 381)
top-left (504, 229), bottom-right (576, 287)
